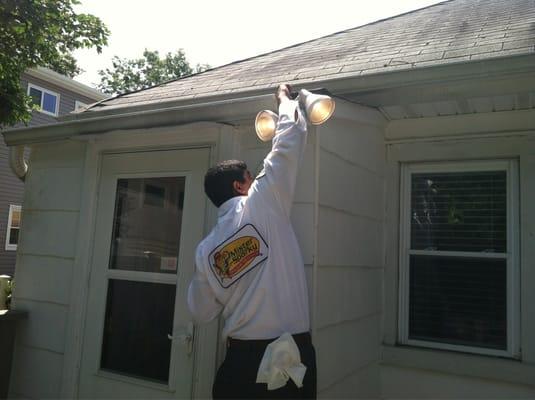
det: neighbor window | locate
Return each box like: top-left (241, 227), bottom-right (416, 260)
top-left (399, 161), bottom-right (519, 357)
top-left (5, 205), bottom-right (21, 251)
top-left (75, 100), bottom-right (87, 111)
top-left (27, 83), bottom-right (59, 116)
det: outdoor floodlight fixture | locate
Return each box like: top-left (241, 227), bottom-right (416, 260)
top-left (255, 110), bottom-right (279, 142)
top-left (254, 88), bottom-right (336, 142)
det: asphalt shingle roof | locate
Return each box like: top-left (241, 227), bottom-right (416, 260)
top-left (87, 0), bottom-right (535, 113)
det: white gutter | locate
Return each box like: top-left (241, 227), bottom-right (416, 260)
top-left (9, 146), bottom-right (28, 181)
top-left (2, 93), bottom-right (277, 146)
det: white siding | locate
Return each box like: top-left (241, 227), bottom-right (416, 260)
top-left (315, 102), bottom-right (386, 397)
top-left (9, 140), bottom-right (86, 399)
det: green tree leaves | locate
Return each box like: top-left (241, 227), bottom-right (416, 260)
top-left (98, 49), bottom-right (210, 95)
top-left (0, 0), bottom-right (109, 127)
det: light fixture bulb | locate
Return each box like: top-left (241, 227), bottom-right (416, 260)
top-left (255, 110), bottom-right (278, 142)
top-left (298, 89), bottom-right (335, 125)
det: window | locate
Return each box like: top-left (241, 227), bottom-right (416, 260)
top-left (75, 100), bottom-right (88, 111)
top-left (399, 161), bottom-right (519, 357)
top-left (27, 83), bottom-right (59, 116)
top-left (5, 205), bottom-right (21, 251)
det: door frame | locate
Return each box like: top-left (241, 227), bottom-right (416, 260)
top-left (60, 122), bottom-right (240, 399)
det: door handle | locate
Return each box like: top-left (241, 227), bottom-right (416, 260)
top-left (168, 321), bottom-right (194, 355)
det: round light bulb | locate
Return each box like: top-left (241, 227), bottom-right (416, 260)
top-left (255, 110), bottom-right (278, 141)
top-left (308, 98), bottom-right (336, 125)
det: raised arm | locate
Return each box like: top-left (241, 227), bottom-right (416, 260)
top-left (249, 85), bottom-right (308, 217)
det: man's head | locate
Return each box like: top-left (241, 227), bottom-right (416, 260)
top-left (204, 160), bottom-right (253, 207)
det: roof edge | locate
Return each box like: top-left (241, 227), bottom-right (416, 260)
top-left (2, 94), bottom-right (275, 146)
top-left (5, 54), bottom-right (535, 146)
top-left (68, 53), bottom-right (535, 120)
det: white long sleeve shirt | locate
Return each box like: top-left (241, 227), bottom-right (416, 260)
top-left (187, 99), bottom-right (310, 340)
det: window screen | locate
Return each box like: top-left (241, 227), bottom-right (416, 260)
top-left (411, 171), bottom-right (506, 253)
top-left (405, 167), bottom-right (510, 352)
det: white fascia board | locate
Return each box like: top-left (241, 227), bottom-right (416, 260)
top-left (25, 67), bottom-right (108, 101)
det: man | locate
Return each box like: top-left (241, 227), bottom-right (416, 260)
top-left (187, 84), bottom-right (316, 399)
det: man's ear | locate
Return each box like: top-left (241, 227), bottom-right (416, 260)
top-left (233, 180), bottom-right (247, 195)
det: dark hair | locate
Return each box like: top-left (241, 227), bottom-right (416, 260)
top-left (204, 160), bottom-right (247, 207)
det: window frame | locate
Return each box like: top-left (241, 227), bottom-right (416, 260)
top-left (5, 205), bottom-right (22, 251)
top-left (398, 160), bottom-right (520, 358)
top-left (27, 83), bottom-right (60, 117)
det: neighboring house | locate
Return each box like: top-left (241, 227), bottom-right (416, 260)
top-left (2, 0), bottom-right (535, 398)
top-left (0, 67), bottom-right (107, 277)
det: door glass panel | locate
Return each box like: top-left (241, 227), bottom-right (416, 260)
top-left (109, 177), bottom-right (185, 273)
top-left (100, 279), bottom-right (176, 383)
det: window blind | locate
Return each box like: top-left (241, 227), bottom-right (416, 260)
top-left (411, 171), bottom-right (506, 253)
top-left (407, 169), bottom-right (508, 351)
top-left (409, 255), bottom-right (507, 349)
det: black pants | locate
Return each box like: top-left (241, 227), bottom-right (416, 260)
top-left (213, 332), bottom-right (317, 399)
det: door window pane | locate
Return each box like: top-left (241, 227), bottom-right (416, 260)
top-left (100, 279), bottom-right (176, 383)
top-left (109, 177), bottom-right (185, 273)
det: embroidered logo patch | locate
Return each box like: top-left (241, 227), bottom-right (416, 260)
top-left (208, 224), bottom-right (268, 288)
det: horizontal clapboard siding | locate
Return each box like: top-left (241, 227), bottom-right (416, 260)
top-left (0, 140), bottom-right (24, 276)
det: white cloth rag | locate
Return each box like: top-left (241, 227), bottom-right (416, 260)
top-left (256, 332), bottom-right (307, 390)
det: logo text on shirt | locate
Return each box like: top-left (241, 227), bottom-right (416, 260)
top-left (208, 224), bottom-right (268, 288)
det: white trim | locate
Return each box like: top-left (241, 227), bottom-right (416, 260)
top-left (27, 83), bottom-right (60, 117)
top-left (398, 159), bottom-right (520, 358)
top-left (405, 338), bottom-right (510, 358)
top-left (408, 249), bottom-right (508, 259)
top-left (5, 205), bottom-right (21, 251)
top-left (106, 270), bottom-right (178, 285)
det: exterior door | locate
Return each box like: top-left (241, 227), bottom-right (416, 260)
top-left (78, 148), bottom-right (209, 398)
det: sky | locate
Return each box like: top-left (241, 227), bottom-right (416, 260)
top-left (73, 0), bottom-right (444, 87)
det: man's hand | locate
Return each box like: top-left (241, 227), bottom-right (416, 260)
top-left (276, 84), bottom-right (292, 106)
top-left (276, 84), bottom-right (298, 121)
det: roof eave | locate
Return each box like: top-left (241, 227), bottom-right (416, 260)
top-left (67, 53), bottom-right (535, 120)
top-left (2, 93), bottom-right (276, 146)
top-left (5, 54), bottom-right (534, 146)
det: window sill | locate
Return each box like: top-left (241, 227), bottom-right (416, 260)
top-left (35, 109), bottom-right (58, 117)
top-left (382, 344), bottom-right (535, 387)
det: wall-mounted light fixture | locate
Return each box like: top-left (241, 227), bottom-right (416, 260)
top-left (255, 88), bottom-right (335, 142)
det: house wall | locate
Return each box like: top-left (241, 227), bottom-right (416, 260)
top-left (8, 140), bottom-right (87, 399)
top-left (0, 142), bottom-right (24, 276)
top-left (0, 74), bottom-right (100, 278)
top-left (17, 74), bottom-right (98, 128)
top-left (314, 102), bottom-right (386, 398)
top-left (381, 108), bottom-right (535, 398)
